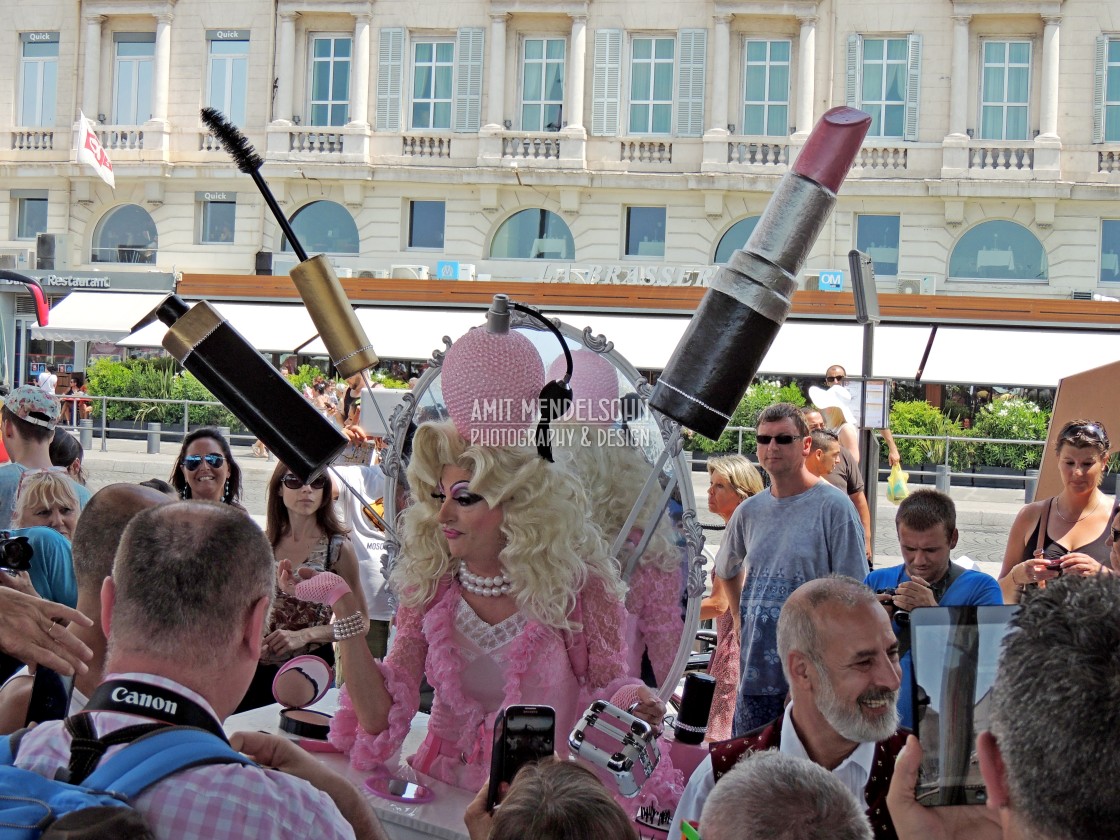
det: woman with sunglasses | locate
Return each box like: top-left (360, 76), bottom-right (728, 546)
top-left (169, 427), bottom-right (244, 508)
top-left (998, 419), bottom-right (1116, 604)
top-left (236, 461), bottom-right (365, 712)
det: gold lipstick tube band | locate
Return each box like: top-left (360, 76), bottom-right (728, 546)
top-left (289, 255), bottom-right (379, 378)
top-left (163, 300), bottom-right (224, 362)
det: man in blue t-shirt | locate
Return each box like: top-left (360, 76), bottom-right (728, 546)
top-left (864, 489), bottom-right (1002, 729)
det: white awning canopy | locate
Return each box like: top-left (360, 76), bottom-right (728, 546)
top-left (115, 296), bottom-right (1120, 388)
top-left (31, 292), bottom-right (167, 343)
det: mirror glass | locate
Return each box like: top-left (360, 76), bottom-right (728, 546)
top-left (379, 306), bottom-right (705, 697)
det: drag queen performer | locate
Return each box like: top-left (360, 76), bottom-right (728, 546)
top-left (281, 322), bottom-right (678, 803)
top-left (551, 349), bottom-right (684, 686)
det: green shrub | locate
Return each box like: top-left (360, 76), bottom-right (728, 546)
top-left (85, 358), bottom-right (242, 431)
top-left (284, 364), bottom-right (327, 394)
top-left (970, 396), bottom-right (1049, 470)
top-left (690, 379), bottom-right (806, 454)
top-left (888, 400), bottom-right (965, 466)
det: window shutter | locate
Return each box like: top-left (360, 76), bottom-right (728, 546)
top-left (1093, 35), bottom-right (1108, 144)
top-left (904, 33), bottom-right (922, 141)
top-left (845, 33), bottom-right (862, 109)
top-left (676, 28), bottom-right (707, 137)
top-left (453, 27), bottom-right (484, 132)
top-left (376, 28), bottom-right (404, 132)
top-left (591, 29), bottom-right (622, 136)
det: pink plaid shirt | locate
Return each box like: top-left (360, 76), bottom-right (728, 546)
top-left (14, 673), bottom-right (355, 840)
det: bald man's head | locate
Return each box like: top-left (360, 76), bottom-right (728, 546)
top-left (71, 483), bottom-right (171, 593)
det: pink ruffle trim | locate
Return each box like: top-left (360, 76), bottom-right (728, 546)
top-left (328, 659), bottom-right (418, 770)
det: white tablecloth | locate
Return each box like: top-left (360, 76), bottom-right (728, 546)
top-left (225, 691), bottom-right (473, 840)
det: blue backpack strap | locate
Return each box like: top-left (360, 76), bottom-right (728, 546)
top-left (81, 727), bottom-right (254, 800)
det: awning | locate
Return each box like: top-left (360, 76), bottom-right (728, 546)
top-left (31, 292), bottom-right (168, 343)
top-left (117, 299), bottom-right (1119, 388)
top-left (123, 302), bottom-right (322, 354)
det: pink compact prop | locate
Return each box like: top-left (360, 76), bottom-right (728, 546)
top-left (441, 326), bottom-right (545, 444)
top-left (547, 348), bottom-right (618, 426)
top-left (273, 655), bottom-right (339, 749)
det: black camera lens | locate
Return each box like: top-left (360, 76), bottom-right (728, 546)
top-left (895, 610), bottom-right (911, 627)
top-left (0, 534), bottom-right (33, 573)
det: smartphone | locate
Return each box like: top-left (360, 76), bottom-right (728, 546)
top-left (486, 704), bottom-right (556, 811)
top-left (24, 666), bottom-right (74, 726)
top-left (910, 605), bottom-right (1019, 807)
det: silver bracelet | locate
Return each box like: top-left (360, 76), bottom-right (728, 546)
top-left (332, 611), bottom-right (366, 641)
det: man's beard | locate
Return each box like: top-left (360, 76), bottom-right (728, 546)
top-left (814, 663), bottom-right (900, 743)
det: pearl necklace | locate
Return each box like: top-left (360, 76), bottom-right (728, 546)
top-left (457, 563), bottom-right (513, 597)
top-left (1055, 493), bottom-right (1102, 524)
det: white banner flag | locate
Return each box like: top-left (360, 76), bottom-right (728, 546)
top-left (77, 112), bottom-right (115, 189)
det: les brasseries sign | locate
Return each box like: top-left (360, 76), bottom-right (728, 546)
top-left (542, 264), bottom-right (719, 286)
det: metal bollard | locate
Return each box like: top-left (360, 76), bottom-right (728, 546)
top-left (79, 419), bottom-right (93, 451)
top-left (935, 464), bottom-right (951, 494)
top-left (1024, 469), bottom-right (1039, 503)
top-left (146, 422), bottom-right (161, 455)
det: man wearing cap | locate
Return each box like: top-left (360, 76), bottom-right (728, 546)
top-left (0, 385), bottom-right (91, 530)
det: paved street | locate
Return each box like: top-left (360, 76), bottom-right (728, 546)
top-left (77, 433), bottom-right (1022, 582)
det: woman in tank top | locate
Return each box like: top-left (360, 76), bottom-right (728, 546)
top-left (998, 419), bottom-right (1115, 604)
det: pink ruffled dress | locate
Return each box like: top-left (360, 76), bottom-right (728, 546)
top-left (623, 563), bottom-right (685, 685)
top-left (705, 607), bottom-right (739, 742)
top-left (330, 574), bottom-right (684, 808)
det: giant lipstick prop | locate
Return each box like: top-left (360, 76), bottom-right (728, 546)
top-left (649, 107), bottom-right (871, 439)
top-left (200, 108), bottom-right (379, 378)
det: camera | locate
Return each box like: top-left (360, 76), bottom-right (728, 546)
top-left (875, 588), bottom-right (910, 627)
top-left (1044, 560), bottom-right (1064, 576)
top-left (0, 532), bottom-right (33, 575)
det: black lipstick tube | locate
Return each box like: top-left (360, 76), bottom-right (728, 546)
top-left (649, 107), bottom-right (871, 439)
top-left (157, 295), bottom-right (347, 481)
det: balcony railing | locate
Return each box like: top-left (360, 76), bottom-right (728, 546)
top-left (97, 126), bottom-right (145, 151)
top-left (727, 140), bottom-right (788, 166)
top-left (620, 139), bottom-right (672, 163)
top-left (970, 142), bottom-right (1034, 171)
top-left (289, 129), bottom-right (344, 154)
top-left (11, 129), bottom-right (54, 151)
top-left (402, 135), bottom-right (452, 158)
top-left (1099, 150), bottom-right (1120, 174)
top-left (503, 133), bottom-right (561, 161)
top-left (853, 144), bottom-right (908, 171)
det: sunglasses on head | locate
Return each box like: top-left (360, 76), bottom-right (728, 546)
top-left (1063, 423), bottom-right (1109, 446)
top-left (281, 473), bottom-right (327, 491)
top-left (756, 434), bottom-right (799, 445)
top-left (182, 453), bottom-right (225, 471)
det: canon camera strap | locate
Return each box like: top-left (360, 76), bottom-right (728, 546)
top-left (83, 679), bottom-right (228, 741)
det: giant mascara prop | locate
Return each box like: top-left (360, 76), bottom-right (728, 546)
top-left (0, 272), bottom-right (49, 328)
top-left (649, 107), bottom-right (872, 439)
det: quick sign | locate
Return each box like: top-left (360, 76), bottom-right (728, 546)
top-left (21, 32), bottom-right (59, 43)
top-left (206, 29), bottom-right (249, 40)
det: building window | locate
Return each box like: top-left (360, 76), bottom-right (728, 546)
top-left (490, 209), bottom-right (574, 259)
top-left (15, 197), bottom-right (48, 241)
top-left (308, 35), bottom-right (351, 127)
top-left (207, 37), bottom-right (249, 127)
top-left (980, 40), bottom-right (1030, 141)
top-left (948, 220), bottom-right (1046, 282)
top-left (628, 37), bottom-right (674, 135)
top-left (743, 40), bottom-right (790, 136)
top-left (200, 200), bottom-right (236, 244)
top-left (113, 34), bottom-right (155, 124)
top-left (625, 207), bottom-right (666, 257)
top-left (19, 34), bottom-right (59, 127)
top-left (1101, 220), bottom-right (1120, 282)
top-left (281, 200), bottom-right (359, 253)
top-left (521, 38), bottom-right (565, 132)
top-left (408, 201), bottom-right (445, 249)
top-left (714, 217), bottom-right (760, 264)
top-left (411, 41), bottom-right (455, 130)
top-left (861, 38), bottom-right (908, 138)
top-left (855, 215), bottom-right (901, 277)
top-left (846, 34), bottom-right (921, 141)
top-left (92, 204), bottom-right (157, 264)
top-left (1104, 39), bottom-right (1120, 142)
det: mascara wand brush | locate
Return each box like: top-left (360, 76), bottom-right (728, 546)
top-left (200, 107), bottom-right (309, 262)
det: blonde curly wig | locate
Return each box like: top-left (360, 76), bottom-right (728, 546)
top-left (392, 421), bottom-right (622, 631)
top-left (555, 424), bottom-right (681, 574)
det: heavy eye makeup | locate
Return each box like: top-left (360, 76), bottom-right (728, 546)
top-left (431, 481), bottom-right (485, 507)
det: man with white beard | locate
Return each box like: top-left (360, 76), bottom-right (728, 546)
top-left (671, 577), bottom-right (908, 840)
